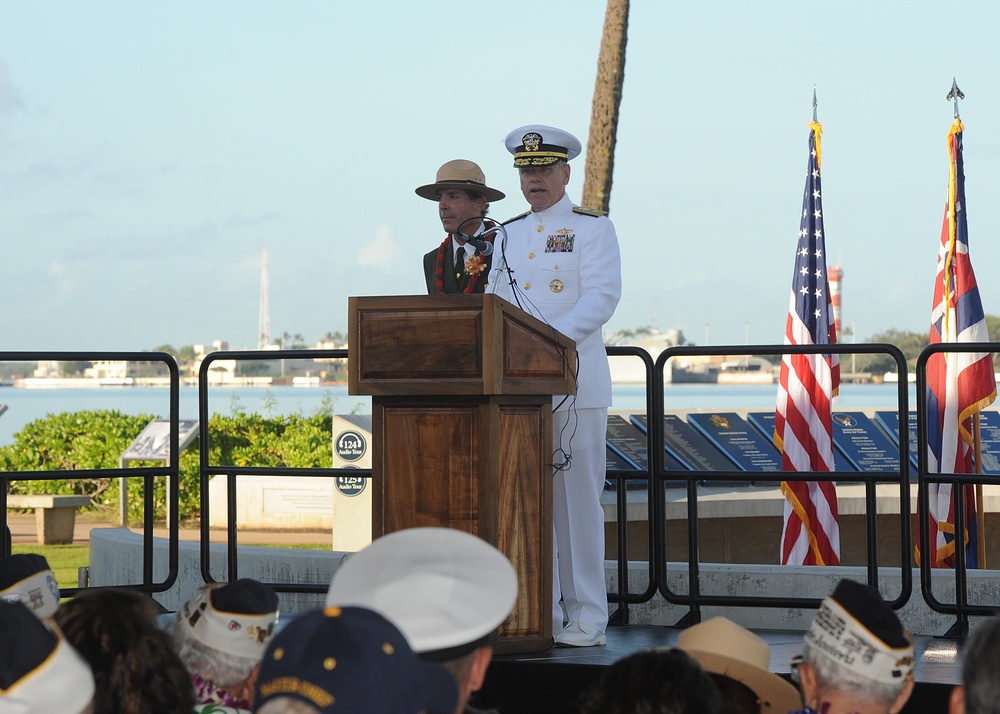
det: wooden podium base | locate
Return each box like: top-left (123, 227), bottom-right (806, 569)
top-left (372, 395), bottom-right (553, 654)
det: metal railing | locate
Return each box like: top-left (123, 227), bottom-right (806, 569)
top-left (196, 349), bottom-right (359, 594)
top-left (915, 341), bottom-right (1000, 635)
top-left (604, 346), bottom-right (659, 625)
top-left (0, 351), bottom-right (181, 597)
top-left (650, 343), bottom-right (911, 625)
top-left (3, 344), bottom-right (996, 635)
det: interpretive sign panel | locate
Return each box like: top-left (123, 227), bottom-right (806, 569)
top-left (122, 419), bottom-right (200, 462)
top-left (631, 414), bottom-right (736, 472)
top-left (606, 414), bottom-right (648, 470)
top-left (874, 411), bottom-right (919, 470)
top-left (829, 412), bottom-right (901, 473)
top-left (972, 411), bottom-right (1000, 473)
top-left (747, 412), bottom-right (856, 472)
top-left (605, 415), bottom-right (646, 489)
top-left (607, 447), bottom-right (636, 472)
top-left (687, 412), bottom-right (781, 472)
top-left (876, 410), bottom-right (1000, 474)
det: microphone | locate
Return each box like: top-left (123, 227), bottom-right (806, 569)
top-left (456, 218), bottom-right (496, 256)
top-left (470, 236), bottom-right (494, 256)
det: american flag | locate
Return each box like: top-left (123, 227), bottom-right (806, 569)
top-left (775, 122), bottom-right (841, 566)
top-left (921, 118), bottom-right (995, 569)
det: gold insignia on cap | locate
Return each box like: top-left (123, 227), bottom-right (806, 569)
top-left (550, 279), bottom-right (564, 293)
top-left (522, 132), bottom-right (542, 151)
top-left (273, 647), bottom-right (285, 660)
top-left (382, 643), bottom-right (395, 655)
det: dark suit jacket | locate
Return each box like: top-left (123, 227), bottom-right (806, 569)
top-left (422, 238), bottom-right (493, 294)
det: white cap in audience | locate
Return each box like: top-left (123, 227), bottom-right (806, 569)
top-left (326, 527), bottom-right (517, 659)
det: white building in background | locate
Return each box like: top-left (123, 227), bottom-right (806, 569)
top-left (192, 341), bottom-right (237, 383)
top-left (33, 361), bottom-right (60, 378)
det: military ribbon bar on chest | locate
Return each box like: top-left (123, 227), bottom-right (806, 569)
top-left (545, 230), bottom-right (575, 253)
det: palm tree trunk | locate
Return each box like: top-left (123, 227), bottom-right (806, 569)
top-left (582, 0), bottom-right (629, 214)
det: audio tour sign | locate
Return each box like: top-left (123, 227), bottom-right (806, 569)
top-left (335, 429), bottom-right (368, 496)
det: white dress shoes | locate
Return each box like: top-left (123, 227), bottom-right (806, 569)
top-left (554, 621), bottom-right (607, 647)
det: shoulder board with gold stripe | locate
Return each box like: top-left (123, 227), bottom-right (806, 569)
top-left (572, 206), bottom-right (607, 217)
top-left (502, 211), bottom-right (531, 225)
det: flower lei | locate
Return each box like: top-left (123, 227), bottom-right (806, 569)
top-left (191, 672), bottom-right (251, 711)
top-left (432, 223), bottom-right (494, 294)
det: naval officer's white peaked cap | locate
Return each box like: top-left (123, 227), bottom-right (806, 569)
top-left (325, 527), bottom-right (518, 657)
top-left (505, 124), bottom-right (582, 166)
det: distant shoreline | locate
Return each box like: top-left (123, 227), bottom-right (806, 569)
top-left (4, 377), bottom-right (350, 389)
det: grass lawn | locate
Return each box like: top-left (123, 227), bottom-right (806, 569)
top-left (11, 544), bottom-right (90, 590)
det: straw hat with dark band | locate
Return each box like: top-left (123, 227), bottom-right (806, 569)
top-left (415, 160), bottom-right (505, 202)
top-left (676, 617), bottom-right (802, 714)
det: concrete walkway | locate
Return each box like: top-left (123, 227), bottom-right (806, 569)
top-left (5, 514), bottom-right (333, 548)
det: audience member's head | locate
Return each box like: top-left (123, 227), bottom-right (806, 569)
top-left (54, 588), bottom-right (195, 714)
top-left (798, 579), bottom-right (915, 714)
top-left (950, 614), bottom-right (1000, 714)
top-left (0, 554), bottom-right (60, 618)
top-left (579, 647), bottom-right (719, 714)
top-left (254, 606), bottom-right (458, 714)
top-left (676, 616), bottom-right (802, 714)
top-left (325, 527), bottom-right (517, 714)
top-left (0, 600), bottom-right (95, 714)
top-left (173, 579), bottom-right (279, 710)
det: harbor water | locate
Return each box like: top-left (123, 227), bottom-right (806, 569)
top-left (0, 382), bottom-right (917, 447)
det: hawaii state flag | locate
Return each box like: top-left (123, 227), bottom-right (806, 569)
top-left (921, 118), bottom-right (996, 569)
top-left (775, 121), bottom-right (841, 566)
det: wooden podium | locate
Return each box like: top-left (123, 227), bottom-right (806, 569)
top-left (348, 294), bottom-right (576, 654)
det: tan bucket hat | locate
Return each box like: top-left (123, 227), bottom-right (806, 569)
top-left (676, 617), bottom-right (802, 714)
top-left (415, 159), bottom-right (505, 202)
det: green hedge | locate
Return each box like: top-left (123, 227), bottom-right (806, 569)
top-left (0, 410), bottom-right (334, 523)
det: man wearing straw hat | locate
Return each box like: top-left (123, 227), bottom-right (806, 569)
top-left (418, 160), bottom-right (505, 295)
top-left (677, 616), bottom-right (802, 714)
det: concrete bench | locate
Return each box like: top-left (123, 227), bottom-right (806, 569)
top-left (6, 495), bottom-right (92, 545)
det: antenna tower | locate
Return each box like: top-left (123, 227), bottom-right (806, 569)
top-left (258, 248), bottom-right (271, 349)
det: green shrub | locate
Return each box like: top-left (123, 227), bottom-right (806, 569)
top-left (0, 410), bottom-right (334, 523)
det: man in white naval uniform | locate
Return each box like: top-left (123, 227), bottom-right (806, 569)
top-left (489, 124), bottom-right (622, 647)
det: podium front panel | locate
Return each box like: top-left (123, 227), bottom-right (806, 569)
top-left (372, 395), bottom-right (552, 652)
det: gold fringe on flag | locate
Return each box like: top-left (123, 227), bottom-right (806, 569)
top-left (809, 121), bottom-right (822, 169)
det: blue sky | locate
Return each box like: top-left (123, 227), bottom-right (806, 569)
top-left (2, 1), bottom-right (1000, 351)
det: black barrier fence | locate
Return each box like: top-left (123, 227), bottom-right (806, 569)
top-left (0, 345), bottom-right (996, 634)
top-left (651, 343), bottom-right (911, 626)
top-left (196, 349), bottom-right (351, 595)
top-left (915, 342), bottom-right (1000, 636)
top-left (0, 351), bottom-right (182, 598)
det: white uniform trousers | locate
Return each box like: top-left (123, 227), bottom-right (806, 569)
top-left (551, 406), bottom-right (610, 634)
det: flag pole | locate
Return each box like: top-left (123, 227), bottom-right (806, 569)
top-left (975, 415), bottom-right (987, 567)
top-left (948, 77), bottom-right (985, 567)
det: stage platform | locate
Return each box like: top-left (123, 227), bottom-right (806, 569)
top-left (473, 624), bottom-right (960, 714)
